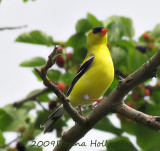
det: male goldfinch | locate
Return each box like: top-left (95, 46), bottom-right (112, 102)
top-left (41, 27), bottom-right (114, 133)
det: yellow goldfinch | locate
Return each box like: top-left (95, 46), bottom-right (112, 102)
top-left (41, 27), bottom-right (114, 133)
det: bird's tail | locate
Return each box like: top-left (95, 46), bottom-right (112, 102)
top-left (40, 105), bottom-right (65, 133)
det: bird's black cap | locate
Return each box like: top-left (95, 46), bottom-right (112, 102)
top-left (92, 27), bottom-right (104, 34)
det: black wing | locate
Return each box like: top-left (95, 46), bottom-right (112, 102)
top-left (67, 55), bottom-right (95, 96)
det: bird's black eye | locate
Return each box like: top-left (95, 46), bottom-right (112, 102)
top-left (93, 27), bottom-right (104, 34)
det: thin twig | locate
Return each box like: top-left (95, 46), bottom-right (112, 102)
top-left (35, 98), bottom-right (48, 112)
top-left (0, 137), bottom-right (19, 148)
top-left (13, 88), bottom-right (49, 107)
top-left (35, 46), bottom-right (87, 125)
top-left (0, 25), bottom-right (27, 31)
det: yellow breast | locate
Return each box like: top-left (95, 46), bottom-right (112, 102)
top-left (68, 46), bottom-right (114, 107)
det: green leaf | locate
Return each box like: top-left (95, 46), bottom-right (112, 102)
top-left (33, 70), bottom-right (42, 81)
top-left (146, 104), bottom-right (160, 115)
top-left (135, 124), bottom-right (160, 150)
top-left (0, 131), bottom-right (5, 146)
top-left (0, 108), bottom-right (13, 131)
top-left (27, 89), bottom-right (41, 97)
top-left (67, 33), bottom-right (87, 65)
top-left (120, 120), bottom-right (135, 135)
top-left (104, 78), bottom-right (118, 96)
top-left (76, 19), bottom-right (92, 34)
top-left (75, 13), bottom-right (103, 34)
top-left (138, 31), bottom-right (151, 43)
top-left (151, 24), bottom-right (160, 38)
top-left (148, 47), bottom-right (158, 58)
top-left (27, 146), bottom-right (43, 151)
top-left (1, 103), bottom-right (35, 131)
top-left (104, 16), bottom-right (120, 28)
top-left (138, 35), bottom-right (146, 43)
top-left (150, 86), bottom-right (160, 105)
top-left (87, 13), bottom-right (103, 27)
top-left (47, 69), bottom-right (62, 82)
top-left (117, 40), bottom-right (135, 50)
top-left (127, 49), bottom-right (148, 73)
top-left (107, 22), bottom-right (121, 43)
top-left (20, 57), bottom-right (46, 67)
top-left (23, 0), bottom-right (28, 2)
top-left (107, 136), bottom-right (137, 151)
top-left (94, 117), bottom-right (123, 136)
top-left (104, 16), bottom-right (134, 43)
top-left (73, 47), bottom-right (87, 65)
top-left (61, 71), bottom-right (75, 85)
top-left (110, 47), bottom-right (127, 67)
top-left (16, 30), bottom-right (56, 46)
top-left (53, 117), bottom-right (67, 129)
top-left (157, 70), bottom-right (160, 79)
top-left (120, 17), bottom-right (134, 38)
top-left (67, 33), bottom-right (87, 50)
top-left (20, 101), bottom-right (36, 112)
top-left (21, 123), bottom-right (41, 143)
top-left (0, 148), bottom-right (8, 151)
top-left (38, 92), bottom-right (50, 102)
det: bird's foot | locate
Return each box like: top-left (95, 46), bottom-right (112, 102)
top-left (91, 97), bottom-right (107, 109)
top-left (78, 106), bottom-right (83, 116)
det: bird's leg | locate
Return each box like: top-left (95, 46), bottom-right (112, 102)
top-left (91, 97), bottom-right (107, 109)
top-left (78, 106), bottom-right (83, 116)
top-left (83, 94), bottom-right (107, 109)
top-left (90, 97), bottom-right (107, 103)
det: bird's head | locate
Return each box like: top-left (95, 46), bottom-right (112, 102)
top-left (87, 27), bottom-right (109, 48)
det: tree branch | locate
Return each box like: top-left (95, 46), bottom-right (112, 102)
top-left (0, 137), bottom-right (19, 148)
top-left (114, 103), bottom-right (160, 130)
top-left (13, 88), bottom-right (49, 107)
top-left (0, 25), bottom-right (27, 31)
top-left (35, 46), bottom-right (160, 151)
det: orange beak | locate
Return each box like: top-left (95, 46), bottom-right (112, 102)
top-left (101, 28), bottom-right (109, 35)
